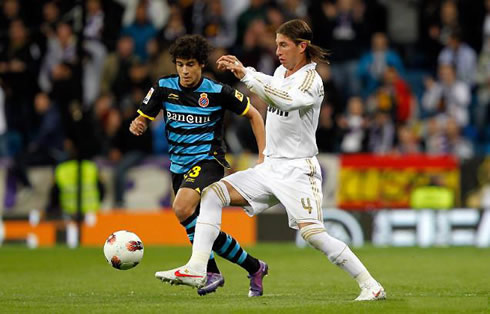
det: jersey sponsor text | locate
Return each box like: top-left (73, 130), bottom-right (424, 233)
top-left (166, 111), bottom-right (211, 124)
top-left (268, 106), bottom-right (289, 117)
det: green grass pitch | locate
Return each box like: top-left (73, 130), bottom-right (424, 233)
top-left (0, 244), bottom-right (489, 313)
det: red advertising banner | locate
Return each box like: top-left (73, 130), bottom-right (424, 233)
top-left (338, 154), bottom-right (460, 210)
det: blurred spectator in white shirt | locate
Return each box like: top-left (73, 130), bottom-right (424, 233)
top-left (475, 1), bottom-right (490, 129)
top-left (84, 0), bottom-right (105, 41)
top-left (423, 116), bottom-right (473, 158)
top-left (278, 0), bottom-right (308, 20)
top-left (484, 0), bottom-right (490, 43)
top-left (422, 63), bottom-right (470, 128)
top-left (475, 36), bottom-right (490, 129)
top-left (424, 117), bottom-right (448, 155)
top-left (378, 0), bottom-right (419, 64)
top-left (366, 110), bottom-right (395, 154)
top-left (438, 28), bottom-right (477, 87)
top-left (38, 22), bottom-right (77, 94)
top-left (116, 0), bottom-right (168, 30)
top-left (338, 96), bottom-right (367, 153)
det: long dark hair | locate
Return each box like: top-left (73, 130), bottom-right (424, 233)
top-left (276, 19), bottom-right (330, 63)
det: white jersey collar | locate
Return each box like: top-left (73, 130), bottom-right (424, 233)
top-left (279, 62), bottom-right (317, 78)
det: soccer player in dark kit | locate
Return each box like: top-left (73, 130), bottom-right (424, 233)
top-left (130, 34), bottom-right (268, 297)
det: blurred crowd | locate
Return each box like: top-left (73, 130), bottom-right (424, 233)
top-left (0, 0), bottom-right (489, 193)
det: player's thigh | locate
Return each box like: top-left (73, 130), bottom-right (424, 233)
top-left (270, 158), bottom-right (323, 229)
top-left (174, 160), bottom-right (224, 217)
top-left (222, 180), bottom-right (249, 206)
top-left (171, 173), bottom-right (184, 196)
top-left (223, 163), bottom-right (280, 216)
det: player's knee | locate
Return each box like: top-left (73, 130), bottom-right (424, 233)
top-left (172, 201), bottom-right (195, 222)
top-left (195, 182), bottom-right (230, 225)
top-left (300, 222), bottom-right (326, 244)
top-left (300, 222), bottom-right (332, 257)
top-left (201, 185), bottom-right (214, 199)
top-left (300, 223), bottom-right (347, 263)
top-left (201, 181), bottom-right (230, 208)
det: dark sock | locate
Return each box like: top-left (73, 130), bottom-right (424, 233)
top-left (206, 257), bottom-right (220, 274)
top-left (180, 211), bottom-right (220, 274)
top-left (213, 231), bottom-right (260, 274)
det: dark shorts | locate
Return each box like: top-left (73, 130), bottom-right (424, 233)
top-left (171, 159), bottom-right (225, 196)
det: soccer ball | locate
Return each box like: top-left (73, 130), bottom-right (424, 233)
top-left (103, 230), bottom-right (144, 270)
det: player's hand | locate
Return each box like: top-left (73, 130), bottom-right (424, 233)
top-left (130, 117), bottom-right (148, 136)
top-left (216, 55), bottom-right (246, 80)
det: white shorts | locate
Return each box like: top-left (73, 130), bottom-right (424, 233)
top-left (223, 156), bottom-right (323, 229)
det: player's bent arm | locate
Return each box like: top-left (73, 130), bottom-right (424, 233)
top-left (129, 114), bottom-right (151, 136)
top-left (243, 104), bottom-right (266, 163)
top-left (241, 69), bottom-right (315, 112)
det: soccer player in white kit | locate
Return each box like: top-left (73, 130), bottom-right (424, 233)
top-left (155, 19), bottom-right (386, 301)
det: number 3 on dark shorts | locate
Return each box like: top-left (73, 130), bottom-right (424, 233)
top-left (185, 165), bottom-right (202, 179)
top-left (180, 160), bottom-right (225, 194)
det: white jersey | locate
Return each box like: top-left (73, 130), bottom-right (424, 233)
top-left (241, 62), bottom-right (324, 158)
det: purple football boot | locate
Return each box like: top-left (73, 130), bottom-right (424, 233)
top-left (197, 272), bottom-right (225, 296)
top-left (248, 260), bottom-right (268, 297)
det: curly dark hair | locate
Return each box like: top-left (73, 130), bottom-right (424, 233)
top-left (169, 34), bottom-right (212, 65)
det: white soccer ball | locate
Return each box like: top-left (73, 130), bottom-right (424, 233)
top-left (103, 230), bottom-right (144, 270)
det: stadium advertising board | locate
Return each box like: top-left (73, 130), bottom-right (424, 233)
top-left (295, 208), bottom-right (490, 248)
top-left (1, 210), bottom-right (256, 247)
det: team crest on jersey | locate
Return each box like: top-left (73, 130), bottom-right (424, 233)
top-left (198, 93), bottom-right (209, 107)
top-left (143, 88), bottom-right (154, 104)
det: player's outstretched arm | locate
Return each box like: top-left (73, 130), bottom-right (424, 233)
top-left (217, 55), bottom-right (246, 79)
top-left (218, 55), bottom-right (315, 112)
top-left (129, 115), bottom-right (149, 136)
top-left (243, 104), bottom-right (265, 164)
top-left (243, 70), bottom-right (316, 112)
top-left (217, 55), bottom-right (273, 85)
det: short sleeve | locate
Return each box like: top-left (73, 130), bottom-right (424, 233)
top-left (220, 84), bottom-right (250, 116)
top-left (137, 84), bottom-right (165, 120)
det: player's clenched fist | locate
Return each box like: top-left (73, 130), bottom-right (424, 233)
top-left (129, 116), bottom-right (148, 136)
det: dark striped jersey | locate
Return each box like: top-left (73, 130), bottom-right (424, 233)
top-left (137, 75), bottom-right (250, 174)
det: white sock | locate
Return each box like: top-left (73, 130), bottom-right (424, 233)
top-left (300, 224), bottom-right (374, 287)
top-left (354, 270), bottom-right (377, 287)
top-left (187, 181), bottom-right (230, 273)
